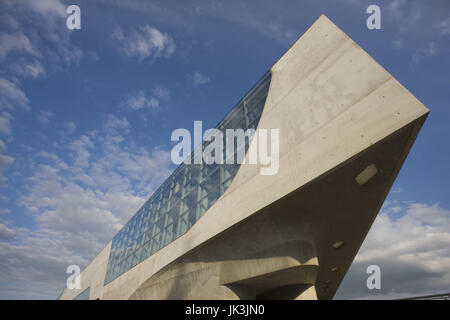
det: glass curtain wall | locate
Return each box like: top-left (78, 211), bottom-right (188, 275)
top-left (104, 72), bottom-right (272, 285)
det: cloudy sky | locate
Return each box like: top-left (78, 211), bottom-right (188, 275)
top-left (0, 0), bottom-right (449, 300)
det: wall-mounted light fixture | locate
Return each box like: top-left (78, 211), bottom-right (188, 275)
top-left (355, 164), bottom-right (378, 186)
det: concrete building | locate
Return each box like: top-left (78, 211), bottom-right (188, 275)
top-left (60, 15), bottom-right (429, 300)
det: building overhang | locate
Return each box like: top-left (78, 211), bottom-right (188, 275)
top-left (60, 14), bottom-right (429, 300)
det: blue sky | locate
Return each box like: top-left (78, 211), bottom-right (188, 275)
top-left (0, 0), bottom-right (449, 299)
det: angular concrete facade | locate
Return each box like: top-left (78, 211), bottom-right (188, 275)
top-left (60, 15), bottom-right (429, 300)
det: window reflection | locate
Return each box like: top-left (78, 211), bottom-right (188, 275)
top-left (74, 287), bottom-right (90, 300)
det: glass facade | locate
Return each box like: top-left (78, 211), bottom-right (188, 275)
top-left (104, 72), bottom-right (272, 285)
top-left (74, 287), bottom-right (90, 300)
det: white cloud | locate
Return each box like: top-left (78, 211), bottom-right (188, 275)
top-left (196, 1), bottom-right (296, 44)
top-left (0, 113), bottom-right (13, 136)
top-left (0, 139), bottom-right (14, 186)
top-left (113, 25), bottom-right (175, 62)
top-left (59, 45), bottom-right (83, 66)
top-left (64, 121), bottom-right (76, 133)
top-left (0, 225), bottom-right (90, 297)
top-left (125, 87), bottom-right (169, 112)
top-left (381, 0), bottom-right (447, 66)
top-left (152, 86), bottom-right (170, 101)
top-left (387, 0), bottom-right (407, 20)
top-left (0, 139), bottom-right (6, 153)
top-left (386, 0), bottom-right (422, 31)
top-left (0, 2), bottom-right (83, 195)
top-left (37, 110), bottom-right (54, 125)
top-left (10, 60), bottom-right (46, 79)
top-left (2, 114), bottom-right (174, 297)
top-left (0, 32), bottom-right (39, 61)
top-left (126, 90), bottom-right (159, 111)
top-left (0, 15), bottom-right (19, 30)
top-left (36, 151), bottom-right (60, 163)
top-left (192, 71), bottom-right (210, 86)
top-left (412, 42), bottom-right (439, 65)
top-left (67, 135), bottom-right (94, 169)
top-left (424, 42), bottom-right (438, 57)
top-left (0, 78), bottom-right (29, 111)
top-left (0, 223), bottom-right (15, 240)
top-left (0, 208), bottom-right (11, 215)
top-left (103, 114), bottom-right (129, 135)
top-left (393, 39), bottom-right (405, 49)
top-left (337, 202), bottom-right (450, 299)
top-left (0, 156), bottom-right (13, 186)
top-left (23, 0), bottom-right (66, 18)
top-left (392, 187), bottom-right (403, 194)
top-left (435, 16), bottom-right (450, 35)
top-left (1, 1), bottom-right (83, 70)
